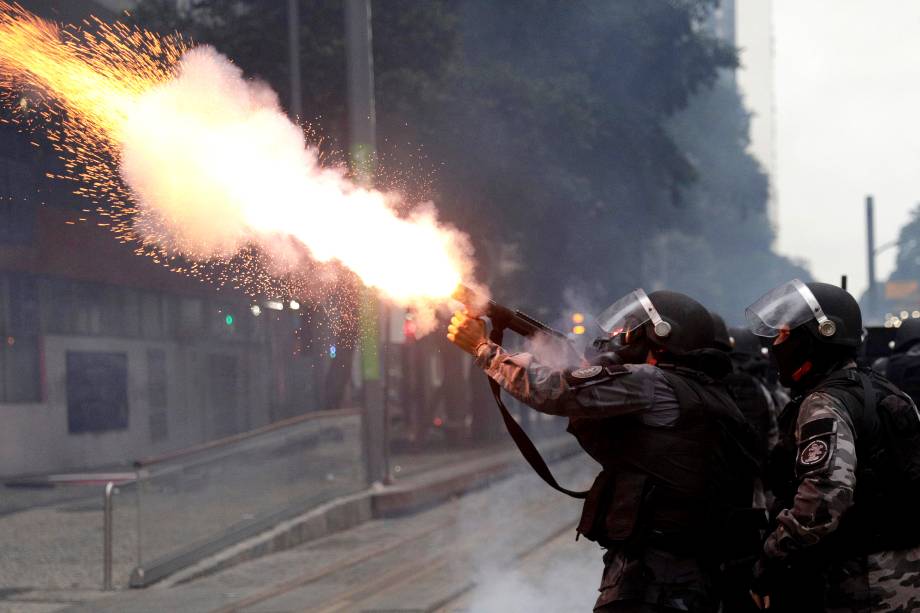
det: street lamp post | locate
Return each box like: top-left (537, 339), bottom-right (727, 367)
top-left (867, 195), bottom-right (878, 320)
top-left (345, 0), bottom-right (390, 485)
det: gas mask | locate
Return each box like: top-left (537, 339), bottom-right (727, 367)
top-left (587, 325), bottom-right (651, 365)
top-left (770, 328), bottom-right (813, 389)
top-left (771, 326), bottom-right (851, 391)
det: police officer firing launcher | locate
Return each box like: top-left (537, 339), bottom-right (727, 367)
top-left (448, 289), bottom-right (758, 613)
top-left (746, 279), bottom-right (920, 611)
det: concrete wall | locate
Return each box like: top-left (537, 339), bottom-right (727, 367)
top-left (0, 334), bottom-right (275, 477)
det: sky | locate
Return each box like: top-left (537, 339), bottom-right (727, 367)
top-left (737, 0), bottom-right (920, 306)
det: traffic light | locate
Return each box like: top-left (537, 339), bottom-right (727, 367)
top-left (571, 312), bottom-right (585, 335)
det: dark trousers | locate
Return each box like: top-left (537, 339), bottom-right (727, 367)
top-left (595, 603), bottom-right (687, 613)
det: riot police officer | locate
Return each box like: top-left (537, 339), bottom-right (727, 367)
top-left (709, 313), bottom-right (778, 535)
top-left (448, 289), bottom-right (757, 612)
top-left (883, 318), bottom-right (920, 406)
top-left (711, 313), bottom-right (778, 472)
top-left (729, 325), bottom-right (791, 413)
top-left (746, 279), bottom-right (920, 611)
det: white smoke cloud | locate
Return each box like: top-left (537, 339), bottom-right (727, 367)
top-left (119, 46), bottom-right (475, 327)
top-left (452, 456), bottom-right (602, 613)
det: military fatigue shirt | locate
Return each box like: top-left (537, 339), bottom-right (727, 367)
top-left (474, 341), bottom-right (680, 423)
top-left (764, 366), bottom-right (920, 611)
top-left (474, 341), bottom-right (721, 612)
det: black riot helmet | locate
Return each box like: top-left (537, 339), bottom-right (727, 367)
top-left (894, 318), bottom-right (920, 353)
top-left (746, 279), bottom-right (863, 389)
top-left (728, 326), bottom-right (771, 378)
top-left (803, 282), bottom-right (864, 347)
top-left (710, 312), bottom-right (733, 353)
top-left (595, 288), bottom-right (715, 359)
top-left (648, 290), bottom-right (716, 354)
top-left (729, 326), bottom-right (766, 359)
top-left (746, 279), bottom-right (863, 348)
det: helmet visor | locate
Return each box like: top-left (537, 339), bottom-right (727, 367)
top-left (745, 279), bottom-right (828, 338)
top-left (596, 289), bottom-right (655, 335)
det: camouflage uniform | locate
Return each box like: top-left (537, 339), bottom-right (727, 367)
top-left (474, 341), bottom-right (748, 612)
top-left (473, 341), bottom-right (680, 421)
top-left (762, 364), bottom-right (920, 611)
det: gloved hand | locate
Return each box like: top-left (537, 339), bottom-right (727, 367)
top-left (447, 311), bottom-right (488, 356)
top-left (749, 557), bottom-right (791, 610)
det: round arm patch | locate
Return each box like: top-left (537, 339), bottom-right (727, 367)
top-left (570, 365), bottom-right (603, 379)
top-left (563, 364), bottom-right (629, 389)
top-left (795, 417), bottom-right (837, 478)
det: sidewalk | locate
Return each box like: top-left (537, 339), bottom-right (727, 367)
top-left (60, 451), bottom-right (598, 613)
top-left (0, 434), bottom-right (581, 612)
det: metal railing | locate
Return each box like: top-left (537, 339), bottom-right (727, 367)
top-left (128, 409), bottom-right (365, 587)
top-left (103, 482), bottom-right (115, 591)
top-left (3, 410), bottom-right (365, 590)
top-left (5, 471), bottom-right (136, 590)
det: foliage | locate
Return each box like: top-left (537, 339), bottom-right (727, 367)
top-left (132, 0), bottom-right (799, 325)
top-left (665, 76), bottom-right (810, 322)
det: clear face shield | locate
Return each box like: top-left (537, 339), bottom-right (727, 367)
top-left (595, 288), bottom-right (672, 340)
top-left (745, 278), bottom-right (837, 340)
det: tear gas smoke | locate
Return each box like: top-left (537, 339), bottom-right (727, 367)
top-left (457, 455), bottom-right (600, 612)
top-left (0, 3), bottom-right (476, 335)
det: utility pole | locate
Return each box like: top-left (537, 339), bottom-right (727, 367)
top-left (287, 0), bottom-right (302, 120)
top-left (866, 195), bottom-right (878, 321)
top-left (345, 0), bottom-right (389, 485)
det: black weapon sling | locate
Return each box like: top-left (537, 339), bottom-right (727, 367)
top-left (487, 325), bottom-right (588, 499)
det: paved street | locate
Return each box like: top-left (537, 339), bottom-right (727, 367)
top-left (44, 453), bottom-right (600, 613)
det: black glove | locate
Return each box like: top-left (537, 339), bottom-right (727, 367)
top-left (750, 556), bottom-right (794, 610)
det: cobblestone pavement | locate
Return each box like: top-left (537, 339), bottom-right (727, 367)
top-left (52, 452), bottom-right (599, 612)
top-left (0, 488), bottom-right (138, 592)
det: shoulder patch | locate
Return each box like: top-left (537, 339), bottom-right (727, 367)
top-left (800, 417), bottom-right (836, 440)
top-left (570, 365), bottom-right (603, 379)
top-left (795, 417), bottom-right (838, 478)
top-left (799, 439), bottom-right (829, 466)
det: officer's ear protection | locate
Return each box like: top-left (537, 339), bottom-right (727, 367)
top-left (636, 290), bottom-right (671, 339)
top-left (793, 279), bottom-right (836, 338)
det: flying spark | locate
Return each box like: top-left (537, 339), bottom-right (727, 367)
top-left (0, 2), bottom-right (477, 335)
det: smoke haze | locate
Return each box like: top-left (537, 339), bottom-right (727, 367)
top-left (121, 47), bottom-right (475, 328)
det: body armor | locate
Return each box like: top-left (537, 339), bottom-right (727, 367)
top-left (570, 365), bottom-right (756, 554)
top-left (769, 367), bottom-right (920, 554)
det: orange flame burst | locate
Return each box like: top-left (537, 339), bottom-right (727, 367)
top-left (0, 2), bottom-right (475, 329)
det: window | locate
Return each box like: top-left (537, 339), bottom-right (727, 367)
top-left (0, 335), bottom-right (40, 403)
top-left (178, 297), bottom-right (203, 336)
top-left (43, 277), bottom-right (75, 335)
top-left (208, 354), bottom-right (239, 437)
top-left (100, 285), bottom-right (126, 338)
top-left (66, 351), bottom-right (128, 433)
top-left (0, 274), bottom-right (41, 402)
top-left (9, 273), bottom-right (38, 335)
top-left (140, 292), bottom-right (164, 338)
top-left (72, 283), bottom-right (103, 336)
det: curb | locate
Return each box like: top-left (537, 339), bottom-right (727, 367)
top-left (373, 437), bottom-right (578, 517)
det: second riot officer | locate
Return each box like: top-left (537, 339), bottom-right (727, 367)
top-left (746, 279), bottom-right (920, 611)
top-left (448, 289), bottom-right (757, 612)
top-left (881, 317), bottom-right (920, 407)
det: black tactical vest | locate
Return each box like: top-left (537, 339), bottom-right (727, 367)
top-left (569, 365), bottom-right (757, 554)
top-left (886, 350), bottom-right (920, 408)
top-left (724, 372), bottom-right (772, 470)
top-left (769, 367), bottom-right (920, 553)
